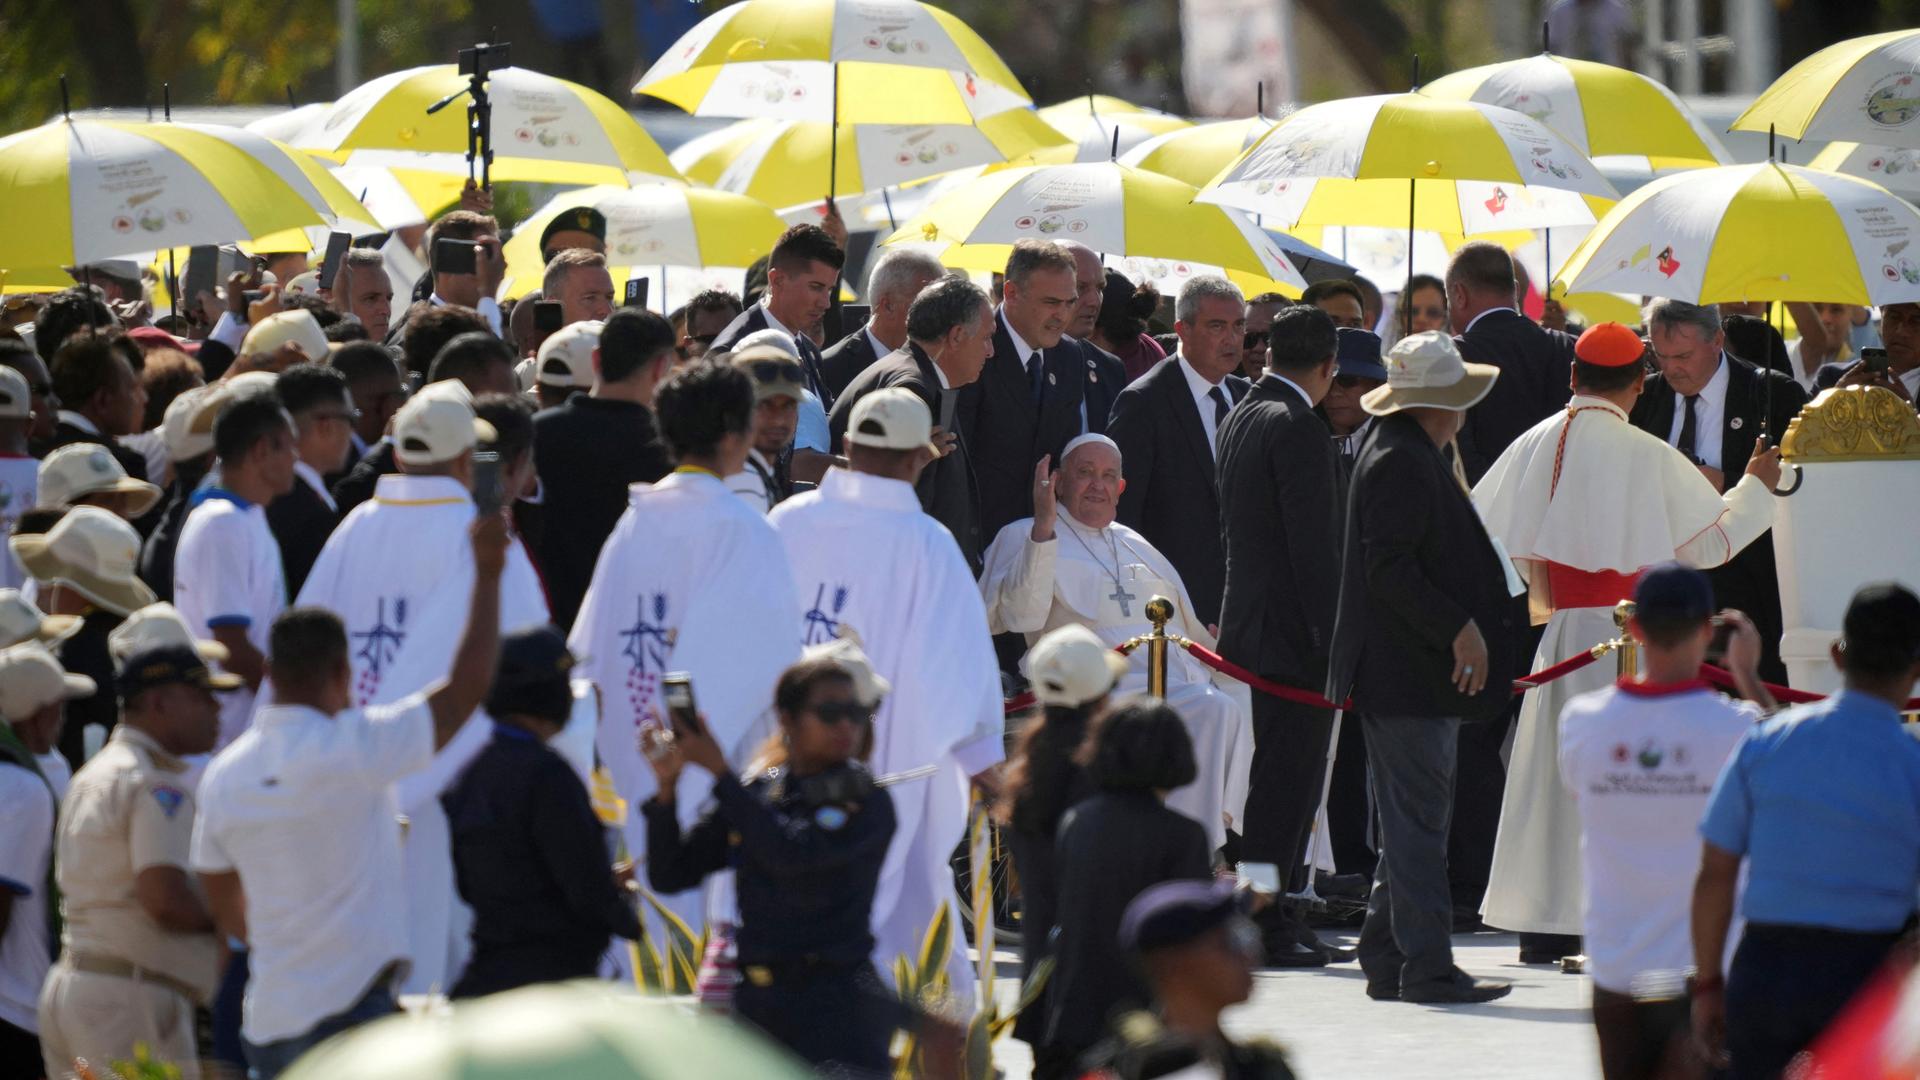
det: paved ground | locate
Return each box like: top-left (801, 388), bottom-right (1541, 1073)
top-left (990, 931), bottom-right (1602, 1079)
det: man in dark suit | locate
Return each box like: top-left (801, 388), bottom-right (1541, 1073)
top-left (1107, 275), bottom-right (1252, 630)
top-left (382, 209), bottom-right (506, 350)
top-left (829, 276), bottom-right (995, 571)
top-left (820, 248), bottom-right (946, 400)
top-left (1058, 242), bottom-right (1130, 425)
top-left (35, 334), bottom-right (149, 484)
top-left (266, 363), bottom-right (355, 597)
top-left (325, 341), bottom-right (409, 487)
top-left (956, 240), bottom-right (1116, 543)
top-left (710, 223), bottom-right (844, 408)
top-left (1446, 242), bottom-right (1576, 483)
top-left (1327, 330), bottom-right (1517, 1004)
top-left (1215, 303), bottom-right (1347, 966)
top-left (1631, 298), bottom-right (1809, 683)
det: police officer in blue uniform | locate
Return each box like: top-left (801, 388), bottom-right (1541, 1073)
top-left (641, 647), bottom-right (919, 1076)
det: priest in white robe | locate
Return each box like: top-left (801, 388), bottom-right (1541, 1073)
top-left (1471, 322), bottom-right (1781, 942)
top-left (293, 381), bottom-right (551, 994)
top-left (569, 366), bottom-right (801, 940)
top-left (767, 389), bottom-right (1003, 999)
top-left (979, 433), bottom-right (1253, 851)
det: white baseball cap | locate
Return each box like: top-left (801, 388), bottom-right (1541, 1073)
top-left (240, 309), bottom-right (329, 361)
top-left (109, 602), bottom-right (231, 666)
top-left (8, 505), bottom-right (157, 617)
top-left (734, 328), bottom-right (801, 360)
top-left (0, 589), bottom-right (81, 649)
top-left (1022, 624), bottom-right (1128, 707)
top-left (536, 319), bottom-right (602, 388)
top-left (1362, 331), bottom-right (1499, 416)
top-left (284, 270), bottom-right (324, 297)
top-left (0, 641), bottom-right (96, 720)
top-left (171, 372), bottom-right (281, 462)
top-left (844, 388), bottom-right (939, 454)
top-left (801, 628), bottom-right (892, 707)
top-left (0, 366), bottom-right (30, 421)
top-left (393, 379), bottom-right (497, 466)
top-left (35, 443), bottom-right (162, 517)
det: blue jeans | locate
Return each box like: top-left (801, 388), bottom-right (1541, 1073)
top-left (242, 980), bottom-right (396, 1079)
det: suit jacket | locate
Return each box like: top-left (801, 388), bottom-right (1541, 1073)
top-left (955, 313), bottom-right (1120, 540)
top-left (828, 344), bottom-right (984, 570)
top-left (819, 327), bottom-right (883, 403)
top-left (712, 303), bottom-right (833, 408)
top-left (266, 474), bottom-right (340, 599)
top-left (1327, 413), bottom-right (1519, 721)
top-left (1214, 374), bottom-right (1341, 687)
top-left (1107, 355), bottom-right (1250, 628)
top-left (1629, 354), bottom-right (1807, 681)
top-left (1454, 309), bottom-right (1576, 483)
top-left (330, 440), bottom-right (398, 517)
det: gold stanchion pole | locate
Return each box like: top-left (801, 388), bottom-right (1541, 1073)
top-left (1613, 600), bottom-right (1638, 678)
top-left (1144, 596), bottom-right (1173, 699)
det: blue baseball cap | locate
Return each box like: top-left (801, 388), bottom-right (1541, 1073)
top-left (1334, 328), bottom-right (1389, 383)
top-left (1633, 562), bottom-right (1714, 621)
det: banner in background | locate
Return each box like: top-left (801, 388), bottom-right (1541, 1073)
top-left (1180, 0), bottom-right (1295, 118)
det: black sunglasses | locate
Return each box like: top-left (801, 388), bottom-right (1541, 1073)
top-left (746, 359), bottom-right (805, 384)
top-left (1243, 330), bottom-right (1268, 351)
top-left (1333, 374), bottom-right (1369, 389)
top-left (810, 702), bottom-right (872, 727)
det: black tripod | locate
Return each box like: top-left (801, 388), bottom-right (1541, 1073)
top-left (426, 41), bottom-right (511, 189)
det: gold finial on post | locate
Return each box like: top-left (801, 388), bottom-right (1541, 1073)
top-left (1145, 596), bottom-right (1174, 699)
top-left (1613, 600), bottom-right (1638, 678)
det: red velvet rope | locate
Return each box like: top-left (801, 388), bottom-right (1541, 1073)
top-left (1697, 663), bottom-right (1920, 710)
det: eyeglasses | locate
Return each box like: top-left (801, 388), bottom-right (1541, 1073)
top-left (1333, 375), bottom-right (1370, 389)
top-left (313, 408), bottom-right (361, 425)
top-left (809, 702), bottom-right (873, 727)
top-left (1243, 331), bottom-right (1268, 351)
top-left (745, 359), bottom-right (805, 384)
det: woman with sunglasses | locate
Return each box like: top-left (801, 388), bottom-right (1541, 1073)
top-left (641, 650), bottom-right (911, 1075)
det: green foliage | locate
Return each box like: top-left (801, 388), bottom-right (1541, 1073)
top-left (629, 885), bottom-right (709, 996)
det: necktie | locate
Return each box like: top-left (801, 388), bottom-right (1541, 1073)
top-left (1208, 385), bottom-right (1231, 427)
top-left (1028, 350), bottom-right (1046, 407)
top-left (1678, 394), bottom-right (1700, 463)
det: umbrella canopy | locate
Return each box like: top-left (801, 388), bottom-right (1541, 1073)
top-left (669, 110), bottom-right (1064, 211)
top-left (329, 164), bottom-right (470, 230)
top-left (0, 119), bottom-right (362, 268)
top-left (1554, 162), bottom-right (1920, 306)
top-left (245, 103), bottom-right (331, 144)
top-left (500, 184), bottom-right (785, 300)
top-left (882, 160), bottom-right (1308, 289)
top-left (1198, 93), bottom-right (1618, 216)
top-left (1731, 30), bottom-right (1920, 146)
top-left (1037, 96), bottom-right (1191, 157)
top-left (635, 0), bottom-right (1032, 126)
top-left (1422, 53), bottom-right (1729, 172)
top-left (1120, 116), bottom-right (1278, 188)
top-left (289, 65), bottom-right (682, 186)
top-left (280, 982), bottom-right (815, 1079)
top-left (1808, 141), bottom-right (1920, 202)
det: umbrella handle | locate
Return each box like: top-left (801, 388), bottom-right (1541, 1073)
top-left (1772, 463), bottom-right (1803, 498)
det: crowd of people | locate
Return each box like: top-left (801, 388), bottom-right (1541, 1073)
top-left (0, 178), bottom-right (1916, 1080)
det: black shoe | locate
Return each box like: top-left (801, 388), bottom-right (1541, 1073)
top-left (1452, 909), bottom-right (1488, 934)
top-left (1315, 871), bottom-right (1371, 900)
top-left (1291, 924), bottom-right (1357, 964)
top-left (1262, 939), bottom-right (1330, 968)
top-left (1364, 980), bottom-right (1400, 1001)
top-left (1399, 969), bottom-right (1513, 1004)
top-left (1518, 947), bottom-right (1567, 965)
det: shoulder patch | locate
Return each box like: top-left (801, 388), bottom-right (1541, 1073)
top-left (150, 784), bottom-right (186, 819)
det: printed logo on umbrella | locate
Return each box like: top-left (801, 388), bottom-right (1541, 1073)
top-left (1484, 186), bottom-right (1509, 215)
top-left (1656, 246), bottom-right (1681, 278)
top-left (1866, 74), bottom-right (1920, 127)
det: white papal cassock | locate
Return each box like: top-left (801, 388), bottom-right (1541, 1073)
top-left (978, 510), bottom-right (1253, 851)
top-left (570, 470), bottom-right (801, 936)
top-left (293, 472), bottom-right (552, 993)
top-left (768, 469), bottom-right (1003, 997)
top-left (1471, 395), bottom-right (1774, 935)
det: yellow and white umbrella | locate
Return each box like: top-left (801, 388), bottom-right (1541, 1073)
top-left (1121, 116), bottom-right (1278, 188)
top-left (244, 103), bottom-right (331, 145)
top-left (635, 0), bottom-right (1033, 126)
top-left (287, 65), bottom-right (682, 186)
top-left (499, 184), bottom-right (785, 300)
top-left (1422, 53), bottom-right (1729, 173)
top-left (328, 164), bottom-right (469, 231)
top-left (0, 119), bottom-right (361, 269)
top-left (1555, 162), bottom-right (1920, 306)
top-left (1037, 96), bottom-right (1192, 161)
top-left (1809, 141), bottom-right (1920, 202)
top-left (882, 161), bottom-right (1308, 289)
top-left (1732, 30), bottom-right (1920, 146)
top-left (669, 109), bottom-right (1064, 212)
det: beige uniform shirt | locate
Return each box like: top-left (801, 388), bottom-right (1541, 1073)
top-left (55, 726), bottom-right (219, 1002)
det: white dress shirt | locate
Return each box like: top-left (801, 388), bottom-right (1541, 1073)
top-left (1002, 312), bottom-right (1038, 373)
top-left (430, 292), bottom-right (503, 336)
top-left (1665, 352), bottom-right (1731, 471)
top-left (294, 460), bottom-right (338, 513)
top-left (865, 324), bottom-right (895, 360)
top-left (1177, 352), bottom-right (1236, 457)
top-left (191, 696), bottom-right (435, 1044)
top-left (1462, 307), bottom-right (1519, 335)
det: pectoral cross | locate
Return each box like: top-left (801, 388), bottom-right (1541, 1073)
top-left (1109, 582), bottom-right (1136, 617)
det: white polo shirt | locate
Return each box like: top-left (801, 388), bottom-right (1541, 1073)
top-left (1559, 680), bottom-right (1758, 995)
top-left (173, 491), bottom-right (286, 749)
top-left (0, 762), bottom-right (55, 1033)
top-left (190, 694), bottom-right (434, 1045)
top-left (0, 454), bottom-right (36, 591)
